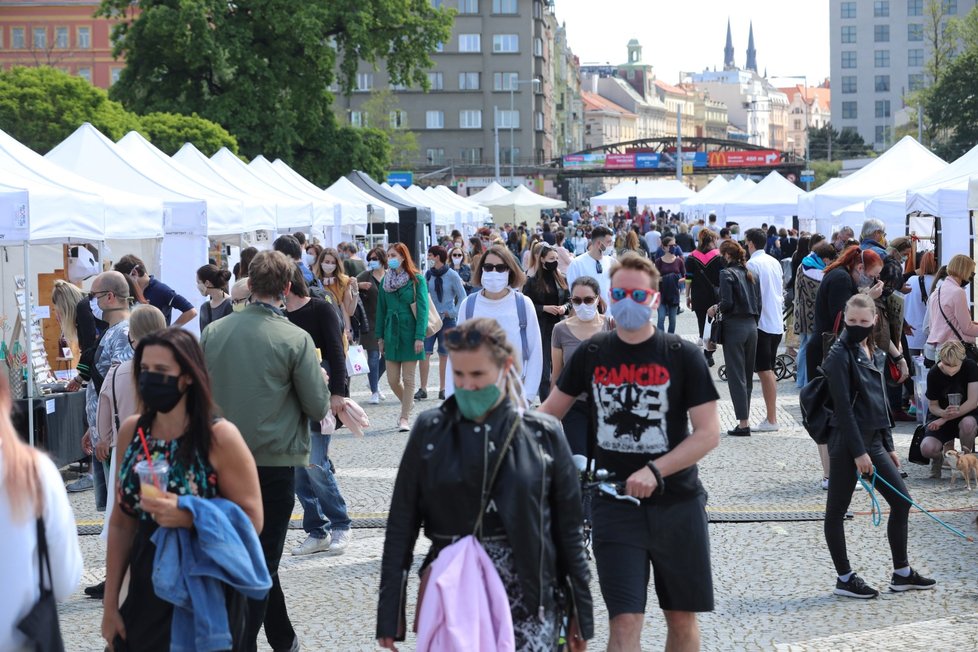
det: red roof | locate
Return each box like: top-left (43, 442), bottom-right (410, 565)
top-left (582, 91), bottom-right (636, 117)
top-left (654, 79), bottom-right (688, 96)
top-left (777, 85), bottom-right (831, 111)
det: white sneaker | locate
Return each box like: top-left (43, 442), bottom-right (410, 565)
top-left (292, 533), bottom-right (331, 556)
top-left (368, 393), bottom-right (380, 405)
top-left (378, 392), bottom-right (387, 401)
top-left (329, 529), bottom-right (352, 554)
top-left (754, 420), bottom-right (780, 432)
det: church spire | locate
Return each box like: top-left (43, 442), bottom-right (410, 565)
top-left (724, 19), bottom-right (735, 71)
top-left (746, 21), bottom-right (757, 72)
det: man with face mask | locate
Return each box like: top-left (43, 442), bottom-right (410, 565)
top-left (541, 252), bottom-right (720, 652)
top-left (566, 225), bottom-right (615, 306)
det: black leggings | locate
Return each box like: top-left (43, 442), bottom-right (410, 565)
top-left (824, 433), bottom-right (911, 576)
top-left (694, 308), bottom-right (709, 339)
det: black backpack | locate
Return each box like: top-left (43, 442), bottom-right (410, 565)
top-left (799, 370), bottom-right (832, 445)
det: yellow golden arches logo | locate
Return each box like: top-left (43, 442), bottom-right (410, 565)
top-left (708, 151), bottom-right (729, 167)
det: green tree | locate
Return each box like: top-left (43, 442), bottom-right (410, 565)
top-left (810, 160), bottom-right (843, 189)
top-left (99, 0), bottom-right (453, 185)
top-left (359, 90), bottom-right (419, 169)
top-left (905, 0), bottom-right (960, 144)
top-left (0, 66), bottom-right (142, 153)
top-left (139, 112), bottom-right (238, 156)
top-left (924, 48), bottom-right (978, 160)
top-left (806, 124), bottom-right (871, 160)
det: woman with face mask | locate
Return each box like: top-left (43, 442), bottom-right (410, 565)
top-left (357, 247), bottom-right (389, 404)
top-left (522, 245), bottom-right (569, 401)
top-left (446, 246), bottom-right (543, 403)
top-left (102, 328), bottom-right (263, 649)
top-left (314, 248), bottom-right (358, 344)
top-left (377, 318), bottom-right (593, 652)
top-left (196, 264), bottom-right (234, 332)
top-left (821, 294), bottom-right (935, 599)
top-left (447, 246), bottom-right (473, 294)
top-left (550, 277), bottom-right (607, 455)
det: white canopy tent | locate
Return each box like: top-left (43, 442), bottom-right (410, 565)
top-left (720, 172), bottom-right (805, 229)
top-left (268, 158), bottom-right (369, 232)
top-left (970, 177), bottom-right (978, 211)
top-left (480, 184), bottom-right (567, 225)
top-left (248, 155), bottom-right (353, 232)
top-left (410, 186), bottom-right (479, 232)
top-left (679, 176), bottom-right (729, 216)
top-left (906, 143), bottom-right (978, 220)
top-left (429, 186), bottom-right (492, 227)
top-left (325, 177), bottom-right (400, 224)
top-left (700, 177), bottom-right (756, 226)
top-left (589, 179), bottom-right (694, 210)
top-left (467, 181), bottom-right (511, 205)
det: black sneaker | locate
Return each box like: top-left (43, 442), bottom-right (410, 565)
top-left (834, 573), bottom-right (879, 599)
top-left (889, 569), bottom-right (936, 592)
top-left (84, 580), bottom-right (105, 599)
top-left (414, 389), bottom-right (427, 401)
top-left (704, 351), bottom-right (715, 367)
top-left (438, 390), bottom-right (445, 400)
top-left (727, 426), bottom-right (751, 437)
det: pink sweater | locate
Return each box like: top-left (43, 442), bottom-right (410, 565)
top-left (927, 278), bottom-right (978, 346)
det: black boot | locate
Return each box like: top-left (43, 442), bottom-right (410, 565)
top-left (704, 350), bottom-right (715, 368)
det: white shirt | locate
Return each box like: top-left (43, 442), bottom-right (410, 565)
top-left (644, 230), bottom-right (661, 254)
top-left (566, 251), bottom-right (614, 306)
top-left (905, 274), bottom-right (934, 350)
top-left (445, 289), bottom-right (543, 402)
top-left (747, 249), bottom-right (785, 335)
top-left (0, 452), bottom-right (83, 651)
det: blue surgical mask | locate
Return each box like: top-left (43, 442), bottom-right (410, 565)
top-left (367, 260), bottom-right (381, 271)
top-left (388, 258), bottom-right (401, 270)
top-left (610, 297), bottom-right (654, 330)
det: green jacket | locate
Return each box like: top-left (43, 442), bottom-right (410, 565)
top-left (375, 273), bottom-right (428, 362)
top-left (200, 303), bottom-right (329, 467)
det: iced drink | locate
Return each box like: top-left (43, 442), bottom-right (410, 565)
top-left (135, 459), bottom-right (170, 500)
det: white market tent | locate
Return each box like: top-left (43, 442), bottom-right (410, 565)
top-left (481, 184), bottom-right (567, 225)
top-left (702, 177), bottom-right (756, 226)
top-left (325, 177), bottom-right (400, 224)
top-left (410, 186), bottom-right (480, 231)
top-left (906, 143), bottom-right (978, 220)
top-left (970, 177), bottom-right (978, 211)
top-left (797, 177), bottom-right (840, 224)
top-left (679, 175), bottom-right (729, 216)
top-left (429, 186), bottom-right (492, 226)
top-left (802, 136), bottom-right (947, 233)
top-left (589, 179), bottom-right (694, 210)
top-left (467, 181), bottom-right (511, 205)
top-left (268, 158), bottom-right (369, 231)
top-left (248, 155), bottom-right (349, 232)
top-left (721, 171), bottom-right (805, 228)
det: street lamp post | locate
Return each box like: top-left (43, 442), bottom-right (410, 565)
top-left (509, 77), bottom-right (540, 188)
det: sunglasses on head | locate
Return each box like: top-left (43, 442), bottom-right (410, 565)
top-left (445, 328), bottom-right (499, 348)
top-left (610, 288), bottom-right (653, 303)
top-left (481, 263), bottom-right (509, 273)
top-left (571, 296), bottom-right (597, 305)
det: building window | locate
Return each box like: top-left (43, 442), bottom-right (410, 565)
top-left (874, 24), bottom-right (889, 42)
top-left (841, 1), bottom-right (856, 18)
top-left (350, 111), bottom-right (366, 127)
top-left (77, 27), bottom-right (91, 49)
top-left (492, 0), bottom-right (517, 13)
top-left (908, 23), bottom-right (923, 41)
top-left (909, 73), bottom-right (925, 91)
top-left (875, 125), bottom-right (891, 144)
top-left (459, 110), bottom-right (482, 129)
top-left (459, 147), bottom-right (482, 164)
top-left (841, 25), bottom-right (856, 43)
top-left (458, 0), bottom-right (479, 13)
top-left (77, 67), bottom-right (92, 83)
top-left (111, 68), bottom-right (123, 85)
top-left (875, 75), bottom-right (890, 92)
top-left (458, 71), bottom-right (480, 90)
top-left (389, 110), bottom-right (408, 129)
top-left (793, 119), bottom-right (803, 130)
top-left (459, 33), bottom-right (481, 52)
top-left (494, 71), bottom-right (519, 91)
top-left (874, 1), bottom-right (889, 17)
top-left (908, 0), bottom-right (923, 16)
top-left (500, 148), bottom-right (520, 164)
top-left (356, 72), bottom-right (373, 91)
top-left (945, 0), bottom-right (957, 14)
top-left (534, 37), bottom-right (544, 57)
top-left (12, 27), bottom-right (25, 49)
top-left (492, 34), bottom-right (518, 53)
top-left (842, 101), bottom-right (857, 119)
top-left (427, 72), bottom-right (444, 90)
top-left (908, 48), bottom-right (924, 67)
top-left (841, 76), bottom-right (857, 93)
top-left (875, 100), bottom-right (891, 117)
top-left (535, 111), bottom-right (544, 131)
top-left (55, 27), bottom-right (68, 49)
top-left (874, 50), bottom-right (890, 67)
top-left (533, 0), bottom-right (543, 18)
top-left (426, 148), bottom-right (445, 165)
top-left (32, 27), bottom-right (46, 49)
top-left (426, 110), bottom-right (444, 129)
top-left (842, 51), bottom-right (857, 68)
top-left (496, 109), bottom-right (520, 129)
top-left (431, 0), bottom-right (443, 7)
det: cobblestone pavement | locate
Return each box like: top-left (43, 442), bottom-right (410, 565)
top-left (59, 311), bottom-right (978, 650)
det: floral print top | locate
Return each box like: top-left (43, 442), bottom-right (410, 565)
top-left (117, 417), bottom-right (218, 520)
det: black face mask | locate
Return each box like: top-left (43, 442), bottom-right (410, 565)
top-left (963, 273), bottom-right (975, 289)
top-left (844, 323), bottom-right (874, 343)
top-left (543, 261), bottom-right (558, 272)
top-left (139, 372), bottom-right (185, 414)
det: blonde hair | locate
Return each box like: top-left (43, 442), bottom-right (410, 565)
top-left (845, 293), bottom-right (877, 315)
top-left (0, 374), bottom-right (42, 521)
top-left (947, 254), bottom-right (976, 283)
top-left (51, 279), bottom-right (85, 345)
top-left (129, 304), bottom-right (167, 342)
top-left (938, 340), bottom-right (967, 365)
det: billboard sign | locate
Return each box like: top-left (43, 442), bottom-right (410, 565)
top-left (386, 171), bottom-right (414, 187)
top-left (707, 150), bottom-right (782, 168)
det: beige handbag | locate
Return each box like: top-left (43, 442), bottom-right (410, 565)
top-left (412, 280), bottom-right (443, 338)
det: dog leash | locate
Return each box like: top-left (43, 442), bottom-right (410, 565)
top-left (856, 467), bottom-right (975, 542)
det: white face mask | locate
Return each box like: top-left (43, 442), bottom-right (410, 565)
top-left (481, 271), bottom-right (510, 293)
top-left (452, 255), bottom-right (463, 264)
top-left (574, 302), bottom-right (598, 321)
top-left (90, 297), bottom-right (104, 321)
top-left (301, 253), bottom-right (316, 267)
top-left (197, 281), bottom-right (208, 296)
top-left (321, 262), bottom-right (337, 275)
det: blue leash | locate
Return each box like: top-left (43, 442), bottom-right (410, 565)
top-left (855, 466), bottom-right (975, 542)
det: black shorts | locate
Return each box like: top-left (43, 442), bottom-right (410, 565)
top-left (755, 330), bottom-right (783, 372)
top-left (591, 493), bottom-right (714, 617)
top-left (924, 412), bottom-right (978, 444)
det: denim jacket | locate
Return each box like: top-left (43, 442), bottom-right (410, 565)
top-left (151, 497), bottom-right (271, 652)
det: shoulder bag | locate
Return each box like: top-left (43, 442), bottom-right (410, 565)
top-left (17, 516), bottom-right (66, 652)
top-left (411, 276), bottom-right (443, 338)
top-left (821, 311), bottom-right (844, 362)
top-left (936, 287), bottom-right (978, 363)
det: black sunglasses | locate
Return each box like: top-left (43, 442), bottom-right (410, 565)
top-left (481, 263), bottom-right (509, 273)
top-left (88, 290), bottom-right (110, 300)
top-left (571, 296), bottom-right (597, 305)
top-left (595, 260), bottom-right (603, 274)
top-left (367, 257), bottom-right (379, 262)
top-left (445, 328), bottom-right (499, 348)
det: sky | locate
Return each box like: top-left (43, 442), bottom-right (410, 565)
top-left (556, 0), bottom-right (830, 87)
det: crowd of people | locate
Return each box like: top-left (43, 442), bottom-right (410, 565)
top-left (6, 200), bottom-right (966, 651)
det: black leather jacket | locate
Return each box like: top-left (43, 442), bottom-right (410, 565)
top-left (376, 398), bottom-right (594, 641)
top-left (822, 329), bottom-right (895, 458)
top-left (717, 265), bottom-right (761, 319)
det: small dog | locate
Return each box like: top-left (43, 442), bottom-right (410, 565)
top-left (945, 448), bottom-right (978, 490)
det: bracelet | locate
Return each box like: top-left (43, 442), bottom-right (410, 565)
top-left (646, 461), bottom-right (665, 496)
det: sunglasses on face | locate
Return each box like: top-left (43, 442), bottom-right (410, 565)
top-left (445, 328), bottom-right (499, 348)
top-left (481, 263), bottom-right (509, 273)
top-left (231, 296), bottom-right (251, 306)
top-left (610, 287), bottom-right (653, 303)
top-left (88, 290), bottom-right (110, 300)
top-left (571, 296), bottom-right (597, 305)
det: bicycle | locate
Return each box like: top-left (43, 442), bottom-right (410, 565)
top-left (571, 455), bottom-right (639, 559)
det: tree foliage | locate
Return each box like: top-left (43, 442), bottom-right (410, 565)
top-left (925, 48), bottom-right (978, 160)
top-left (139, 112), bottom-right (237, 156)
top-left (810, 160), bottom-right (843, 189)
top-left (359, 90), bottom-right (419, 169)
top-left (905, 0), bottom-right (961, 144)
top-left (806, 124), bottom-right (872, 161)
top-left (98, 0), bottom-right (454, 185)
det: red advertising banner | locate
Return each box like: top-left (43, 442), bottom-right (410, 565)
top-left (604, 154), bottom-right (636, 169)
top-left (707, 150), bottom-right (782, 168)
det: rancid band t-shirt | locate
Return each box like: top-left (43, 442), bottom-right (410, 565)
top-left (557, 330), bottom-right (719, 501)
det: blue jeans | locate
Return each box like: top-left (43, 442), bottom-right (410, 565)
top-left (796, 333), bottom-right (812, 388)
top-left (367, 347), bottom-right (385, 394)
top-left (294, 429), bottom-right (351, 538)
top-left (657, 303), bottom-right (679, 333)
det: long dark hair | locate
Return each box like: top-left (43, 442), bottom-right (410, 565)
top-left (532, 245), bottom-right (567, 293)
top-left (133, 328), bottom-right (217, 465)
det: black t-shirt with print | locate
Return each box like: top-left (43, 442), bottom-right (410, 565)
top-left (557, 330), bottom-right (719, 501)
top-left (926, 358), bottom-right (978, 411)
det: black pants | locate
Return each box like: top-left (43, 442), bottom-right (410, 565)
top-left (824, 434), bottom-right (910, 576)
top-left (694, 307), bottom-right (709, 339)
top-left (539, 324), bottom-right (554, 402)
top-left (245, 466), bottom-right (297, 651)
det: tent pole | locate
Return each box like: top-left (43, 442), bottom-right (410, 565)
top-left (24, 243), bottom-right (34, 447)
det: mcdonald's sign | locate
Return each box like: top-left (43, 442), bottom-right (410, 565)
top-left (707, 150), bottom-right (782, 168)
